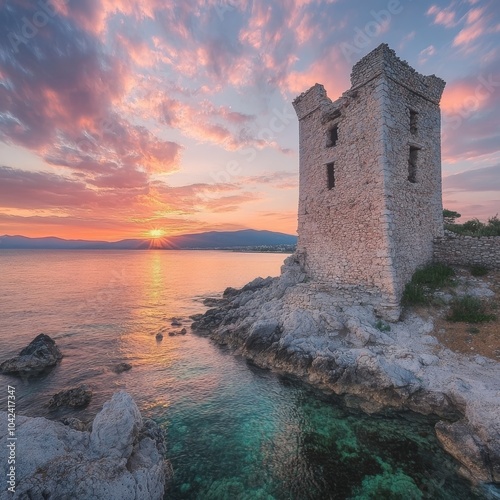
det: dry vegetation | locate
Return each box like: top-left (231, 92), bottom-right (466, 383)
top-left (405, 266), bottom-right (500, 360)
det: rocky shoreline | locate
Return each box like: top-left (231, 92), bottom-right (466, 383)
top-left (0, 391), bottom-right (171, 499)
top-left (192, 255), bottom-right (500, 494)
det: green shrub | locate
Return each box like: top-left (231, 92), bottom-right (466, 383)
top-left (446, 214), bottom-right (500, 236)
top-left (402, 282), bottom-right (429, 306)
top-left (470, 265), bottom-right (488, 277)
top-left (411, 263), bottom-right (455, 288)
top-left (462, 218), bottom-right (484, 233)
top-left (447, 296), bottom-right (496, 323)
top-left (402, 263), bottom-right (455, 306)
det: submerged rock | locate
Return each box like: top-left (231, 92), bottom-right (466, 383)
top-left (0, 334), bottom-right (62, 376)
top-left (112, 362), bottom-right (132, 373)
top-left (192, 257), bottom-right (500, 487)
top-left (156, 332), bottom-right (164, 341)
top-left (0, 391), bottom-right (171, 499)
top-left (203, 297), bottom-right (226, 307)
top-left (48, 385), bottom-right (92, 409)
top-left (171, 317), bottom-right (182, 327)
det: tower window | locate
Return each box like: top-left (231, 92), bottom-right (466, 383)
top-left (408, 147), bottom-right (419, 183)
top-left (410, 110), bottom-right (418, 135)
top-left (328, 125), bottom-right (339, 147)
top-left (328, 125), bottom-right (338, 147)
top-left (327, 162), bottom-right (335, 189)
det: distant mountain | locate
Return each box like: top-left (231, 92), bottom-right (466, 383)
top-left (0, 230), bottom-right (297, 250)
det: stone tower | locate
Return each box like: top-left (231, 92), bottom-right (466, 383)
top-left (292, 44), bottom-right (446, 320)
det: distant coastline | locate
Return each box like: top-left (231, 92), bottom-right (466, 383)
top-left (0, 230), bottom-right (297, 251)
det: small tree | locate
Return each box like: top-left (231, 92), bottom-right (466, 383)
top-left (443, 209), bottom-right (461, 225)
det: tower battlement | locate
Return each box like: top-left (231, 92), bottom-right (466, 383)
top-left (351, 44), bottom-right (446, 103)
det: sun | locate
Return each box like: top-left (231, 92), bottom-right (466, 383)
top-left (149, 228), bottom-right (166, 239)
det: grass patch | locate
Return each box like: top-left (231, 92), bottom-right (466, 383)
top-left (411, 263), bottom-right (455, 287)
top-left (470, 265), bottom-right (489, 277)
top-left (402, 282), bottom-right (429, 306)
top-left (402, 263), bottom-right (455, 306)
top-left (447, 295), bottom-right (496, 323)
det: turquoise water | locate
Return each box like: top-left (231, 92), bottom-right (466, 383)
top-left (0, 250), bottom-right (480, 499)
top-left (161, 361), bottom-right (477, 500)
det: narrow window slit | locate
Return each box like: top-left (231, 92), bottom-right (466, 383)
top-left (327, 162), bottom-right (335, 189)
top-left (408, 146), bottom-right (419, 183)
top-left (410, 110), bottom-right (418, 135)
top-left (329, 126), bottom-right (338, 147)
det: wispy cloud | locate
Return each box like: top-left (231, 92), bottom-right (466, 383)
top-left (453, 7), bottom-right (488, 48)
top-left (443, 164), bottom-right (500, 192)
top-left (427, 4), bottom-right (458, 28)
top-left (419, 45), bottom-right (436, 64)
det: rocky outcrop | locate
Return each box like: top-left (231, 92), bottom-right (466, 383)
top-left (0, 391), bottom-right (171, 499)
top-left (192, 256), bottom-right (500, 487)
top-left (0, 334), bottom-right (62, 376)
top-left (48, 385), bottom-right (92, 409)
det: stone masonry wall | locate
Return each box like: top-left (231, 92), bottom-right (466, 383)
top-left (292, 44), bottom-right (446, 321)
top-left (293, 80), bottom-right (397, 317)
top-left (380, 52), bottom-right (445, 300)
top-left (434, 232), bottom-right (500, 268)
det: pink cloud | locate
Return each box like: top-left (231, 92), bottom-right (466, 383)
top-left (440, 74), bottom-right (496, 115)
top-left (43, 114), bottom-right (182, 178)
top-left (0, 166), bottom-right (141, 210)
top-left (285, 47), bottom-right (349, 98)
top-left (453, 8), bottom-right (488, 47)
top-left (156, 97), bottom-right (282, 152)
top-left (399, 31), bottom-right (416, 50)
top-left (419, 45), bottom-right (436, 64)
top-left (239, 171), bottom-right (298, 189)
top-left (427, 4), bottom-right (457, 28)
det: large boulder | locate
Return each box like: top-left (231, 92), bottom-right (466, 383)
top-left (0, 391), bottom-right (171, 499)
top-left (0, 334), bottom-right (62, 376)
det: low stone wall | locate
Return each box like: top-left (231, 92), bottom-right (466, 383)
top-left (434, 231), bottom-right (500, 269)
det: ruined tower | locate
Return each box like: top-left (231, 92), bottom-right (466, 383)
top-left (292, 44), bottom-right (446, 320)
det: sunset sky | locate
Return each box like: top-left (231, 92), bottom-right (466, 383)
top-left (0, 0), bottom-right (499, 241)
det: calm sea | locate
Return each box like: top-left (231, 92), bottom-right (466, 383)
top-left (0, 250), bottom-right (479, 499)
